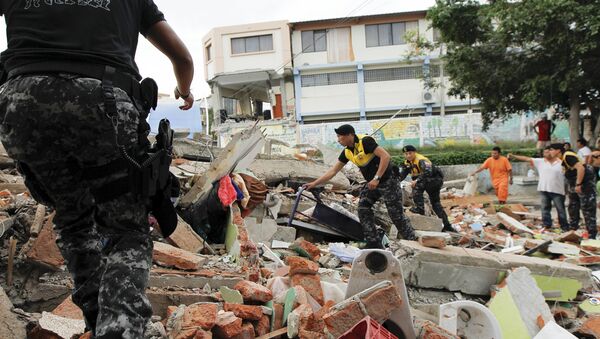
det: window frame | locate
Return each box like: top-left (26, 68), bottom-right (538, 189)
top-left (301, 29), bottom-right (327, 53)
top-left (365, 21), bottom-right (418, 47)
top-left (230, 34), bottom-right (274, 55)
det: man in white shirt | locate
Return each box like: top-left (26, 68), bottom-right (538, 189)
top-left (577, 138), bottom-right (592, 164)
top-left (509, 147), bottom-right (568, 230)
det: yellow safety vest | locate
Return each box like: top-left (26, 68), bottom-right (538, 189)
top-left (344, 134), bottom-right (375, 167)
top-left (404, 153), bottom-right (430, 177)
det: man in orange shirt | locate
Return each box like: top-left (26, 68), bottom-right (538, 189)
top-left (471, 147), bottom-right (513, 204)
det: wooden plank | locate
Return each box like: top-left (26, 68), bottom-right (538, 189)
top-left (167, 215), bottom-right (205, 253)
top-left (256, 327), bottom-right (288, 339)
top-left (30, 204), bottom-right (46, 237)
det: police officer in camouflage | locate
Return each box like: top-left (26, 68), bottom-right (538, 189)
top-left (399, 145), bottom-right (453, 232)
top-left (0, 1), bottom-right (194, 338)
top-left (304, 125), bottom-right (416, 248)
top-left (548, 143), bottom-right (598, 238)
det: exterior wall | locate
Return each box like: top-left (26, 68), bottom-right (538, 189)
top-left (202, 20), bottom-right (291, 80)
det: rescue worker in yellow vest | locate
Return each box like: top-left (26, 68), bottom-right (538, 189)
top-left (304, 124), bottom-right (416, 248)
top-left (548, 143), bottom-right (598, 238)
top-left (399, 145), bottom-right (453, 232)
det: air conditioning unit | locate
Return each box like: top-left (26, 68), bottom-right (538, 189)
top-left (422, 90), bottom-right (438, 104)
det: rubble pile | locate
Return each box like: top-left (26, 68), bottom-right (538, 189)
top-left (1, 131), bottom-right (600, 339)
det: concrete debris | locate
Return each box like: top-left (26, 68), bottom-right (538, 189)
top-left (26, 212), bottom-right (64, 269)
top-left (31, 311), bottom-right (86, 339)
top-left (152, 241), bottom-right (206, 270)
top-left (0, 286), bottom-right (26, 339)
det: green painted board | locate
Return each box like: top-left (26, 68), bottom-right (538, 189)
top-left (488, 287), bottom-right (530, 339)
top-left (282, 287), bottom-right (296, 326)
top-left (532, 275), bottom-right (582, 301)
top-left (220, 286), bottom-right (243, 304)
top-left (579, 298), bottom-right (600, 315)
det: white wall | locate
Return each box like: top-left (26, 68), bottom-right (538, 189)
top-left (301, 83), bottom-right (359, 115)
top-left (222, 29), bottom-right (287, 74)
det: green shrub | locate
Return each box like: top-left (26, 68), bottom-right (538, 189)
top-left (392, 149), bottom-right (538, 166)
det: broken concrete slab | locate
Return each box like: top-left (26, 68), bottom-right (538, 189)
top-left (397, 241), bottom-right (594, 292)
top-left (248, 159), bottom-right (350, 190)
top-left (271, 225), bottom-right (296, 243)
top-left (0, 286), bottom-right (26, 339)
top-left (497, 212), bottom-right (534, 234)
top-left (180, 125), bottom-right (265, 207)
top-left (32, 311), bottom-right (86, 339)
top-left (146, 290), bottom-right (214, 318)
top-left (167, 215), bottom-right (205, 253)
top-left (148, 273), bottom-right (242, 290)
top-left (406, 212), bottom-right (443, 232)
top-left (488, 267), bottom-right (553, 339)
top-left (152, 241), bottom-right (206, 270)
top-left (245, 216), bottom-right (278, 244)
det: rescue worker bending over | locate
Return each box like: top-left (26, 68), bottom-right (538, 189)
top-left (304, 124), bottom-right (416, 248)
top-left (399, 145), bottom-right (453, 232)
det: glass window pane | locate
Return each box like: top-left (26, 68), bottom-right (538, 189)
top-left (392, 22), bottom-right (406, 45)
top-left (231, 38), bottom-right (245, 54)
top-left (405, 21), bottom-right (419, 35)
top-left (245, 36), bottom-right (259, 53)
top-left (378, 24), bottom-right (392, 46)
top-left (365, 24), bottom-right (379, 47)
top-left (259, 35), bottom-right (273, 51)
top-left (301, 31), bottom-right (314, 52)
top-left (314, 30), bottom-right (327, 52)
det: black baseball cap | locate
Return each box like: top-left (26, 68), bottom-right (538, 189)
top-left (402, 145), bottom-right (417, 152)
top-left (549, 143), bottom-right (565, 152)
top-left (334, 124), bottom-right (355, 135)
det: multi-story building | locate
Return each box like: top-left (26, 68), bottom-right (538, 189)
top-left (203, 11), bottom-right (478, 126)
top-left (202, 20), bottom-right (295, 123)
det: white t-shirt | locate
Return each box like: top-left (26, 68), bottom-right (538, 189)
top-left (532, 158), bottom-right (565, 195)
top-left (578, 146), bottom-right (592, 160)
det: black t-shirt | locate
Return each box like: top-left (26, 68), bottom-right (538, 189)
top-left (338, 136), bottom-right (391, 182)
top-left (0, 0), bottom-right (165, 80)
top-left (563, 153), bottom-right (580, 179)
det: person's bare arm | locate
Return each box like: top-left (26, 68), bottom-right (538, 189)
top-left (574, 162), bottom-right (585, 194)
top-left (470, 165), bottom-right (486, 176)
top-left (304, 161), bottom-right (345, 189)
top-left (508, 153), bottom-right (534, 167)
top-left (146, 21), bottom-right (194, 110)
top-left (508, 169), bottom-right (513, 185)
top-left (367, 147), bottom-right (390, 190)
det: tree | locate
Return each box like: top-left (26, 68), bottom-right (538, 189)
top-left (427, 0), bottom-right (600, 146)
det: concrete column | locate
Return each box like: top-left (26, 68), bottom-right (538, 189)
top-left (357, 63), bottom-right (366, 121)
top-left (211, 85), bottom-right (223, 127)
top-left (293, 68), bottom-right (303, 123)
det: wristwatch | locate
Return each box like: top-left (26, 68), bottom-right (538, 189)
top-left (373, 175), bottom-right (380, 181)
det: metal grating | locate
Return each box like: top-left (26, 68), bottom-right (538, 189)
top-left (301, 71), bottom-right (357, 87)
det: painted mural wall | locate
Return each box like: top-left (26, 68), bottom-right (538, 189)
top-left (216, 113), bottom-right (570, 153)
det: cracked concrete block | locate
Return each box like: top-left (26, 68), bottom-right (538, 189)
top-left (0, 286), bottom-right (26, 339)
top-left (406, 212), bottom-right (444, 232)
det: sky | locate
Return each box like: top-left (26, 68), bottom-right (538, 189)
top-left (0, 0), bottom-right (436, 98)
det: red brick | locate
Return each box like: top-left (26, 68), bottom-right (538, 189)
top-left (234, 280), bottom-right (273, 303)
top-left (224, 303), bottom-right (263, 321)
top-left (323, 301), bottom-right (365, 338)
top-left (193, 329), bottom-right (212, 339)
top-left (79, 332), bottom-right (92, 339)
top-left (291, 273), bottom-right (324, 305)
top-left (359, 285), bottom-right (403, 323)
top-left (26, 212), bottom-right (64, 269)
top-left (214, 312), bottom-right (243, 338)
top-left (153, 241), bottom-right (205, 270)
top-left (294, 239), bottom-right (321, 261)
top-left (576, 315), bottom-right (600, 338)
top-left (51, 296), bottom-right (83, 320)
top-left (287, 256), bottom-right (319, 275)
top-left (231, 322), bottom-right (255, 339)
top-left (418, 235), bottom-right (446, 249)
top-left (414, 319), bottom-right (460, 339)
top-left (253, 314), bottom-right (270, 336)
top-left (182, 303), bottom-right (218, 330)
top-left (273, 303), bottom-right (284, 332)
top-left (174, 328), bottom-right (198, 339)
top-left (166, 306), bottom-right (178, 319)
top-left (260, 267), bottom-right (273, 279)
top-left (299, 329), bottom-right (326, 339)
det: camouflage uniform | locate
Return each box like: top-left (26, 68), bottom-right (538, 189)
top-left (358, 176), bottom-right (416, 244)
top-left (566, 165), bottom-right (597, 238)
top-left (412, 177), bottom-right (453, 230)
top-left (0, 75), bottom-right (152, 338)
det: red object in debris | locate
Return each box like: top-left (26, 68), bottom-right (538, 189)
top-left (218, 176), bottom-right (237, 207)
top-left (339, 316), bottom-right (398, 339)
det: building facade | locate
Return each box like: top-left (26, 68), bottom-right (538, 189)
top-left (202, 20), bottom-right (295, 124)
top-left (203, 11), bottom-right (478, 126)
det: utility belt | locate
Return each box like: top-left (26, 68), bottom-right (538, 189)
top-left (6, 61), bottom-right (179, 237)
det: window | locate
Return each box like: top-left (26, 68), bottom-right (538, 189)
top-left (231, 34), bottom-right (273, 54)
top-left (433, 28), bottom-right (441, 42)
top-left (365, 21), bottom-right (418, 47)
top-left (205, 44), bottom-right (212, 61)
top-left (363, 65), bottom-right (440, 82)
top-left (301, 71), bottom-right (357, 87)
top-left (301, 30), bottom-right (327, 52)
